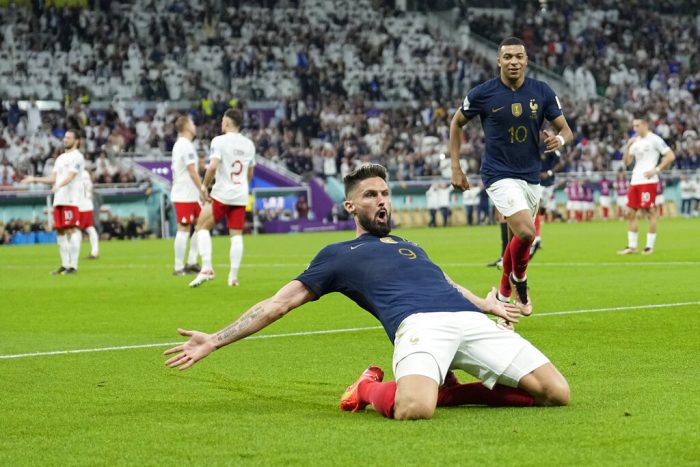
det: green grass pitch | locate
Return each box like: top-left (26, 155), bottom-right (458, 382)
top-left (1, 218), bottom-right (699, 465)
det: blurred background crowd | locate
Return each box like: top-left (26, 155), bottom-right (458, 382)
top-left (1, 0), bottom-right (699, 190)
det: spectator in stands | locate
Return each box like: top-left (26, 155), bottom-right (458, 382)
top-left (295, 194), bottom-right (309, 220)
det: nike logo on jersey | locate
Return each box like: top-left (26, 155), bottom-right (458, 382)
top-left (491, 106), bottom-right (504, 113)
top-left (350, 244), bottom-right (366, 250)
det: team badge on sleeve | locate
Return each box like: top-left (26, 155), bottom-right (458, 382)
top-left (462, 95), bottom-right (470, 111)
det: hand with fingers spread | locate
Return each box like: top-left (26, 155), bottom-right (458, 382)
top-left (164, 328), bottom-right (217, 371)
top-left (483, 287), bottom-right (522, 323)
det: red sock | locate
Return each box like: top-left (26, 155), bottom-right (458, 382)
top-left (437, 382), bottom-right (534, 407)
top-left (575, 210), bottom-right (582, 222)
top-left (534, 213), bottom-right (541, 237)
top-left (509, 235), bottom-right (533, 279)
top-left (602, 207), bottom-right (609, 219)
top-left (359, 380), bottom-right (396, 418)
top-left (499, 238), bottom-right (513, 297)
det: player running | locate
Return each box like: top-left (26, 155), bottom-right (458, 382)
top-left (448, 37), bottom-right (574, 311)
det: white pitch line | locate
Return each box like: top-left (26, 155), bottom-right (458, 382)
top-left (1, 301), bottom-right (699, 360)
top-left (0, 326), bottom-right (384, 360)
top-left (2, 261), bottom-right (700, 271)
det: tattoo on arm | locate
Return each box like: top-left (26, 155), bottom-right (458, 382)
top-left (215, 304), bottom-right (265, 347)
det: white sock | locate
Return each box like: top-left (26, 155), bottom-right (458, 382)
top-left (174, 231), bottom-right (188, 270)
top-left (229, 234), bottom-right (243, 280)
top-left (187, 230), bottom-right (199, 265)
top-left (57, 234), bottom-right (70, 268)
top-left (86, 226), bottom-right (99, 256)
top-left (69, 232), bottom-right (81, 269)
top-left (628, 231), bottom-right (638, 249)
top-left (646, 233), bottom-right (656, 249)
top-left (198, 229), bottom-right (213, 271)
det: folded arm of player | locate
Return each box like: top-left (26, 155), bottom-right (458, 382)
top-left (164, 280), bottom-right (316, 371)
top-left (50, 171), bottom-right (79, 194)
top-left (443, 273), bottom-right (523, 323)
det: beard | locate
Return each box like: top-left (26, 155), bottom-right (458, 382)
top-left (356, 209), bottom-right (391, 236)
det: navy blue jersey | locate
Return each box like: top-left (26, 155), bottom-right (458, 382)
top-left (295, 234), bottom-right (481, 342)
top-left (461, 77), bottom-right (563, 187)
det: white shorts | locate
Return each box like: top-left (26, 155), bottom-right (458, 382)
top-left (599, 195), bottom-right (611, 208)
top-left (486, 178), bottom-right (542, 218)
top-left (566, 200), bottom-right (583, 211)
top-left (616, 195), bottom-right (628, 208)
top-left (656, 195), bottom-right (665, 204)
top-left (540, 185), bottom-right (556, 211)
top-left (393, 312), bottom-right (550, 389)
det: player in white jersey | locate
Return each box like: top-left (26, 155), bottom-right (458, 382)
top-left (77, 169), bottom-right (99, 259)
top-left (171, 115), bottom-right (204, 276)
top-left (21, 129), bottom-right (85, 274)
top-left (189, 109), bottom-right (256, 288)
top-left (617, 116), bottom-right (675, 255)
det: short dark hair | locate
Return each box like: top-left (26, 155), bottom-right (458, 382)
top-left (343, 164), bottom-right (387, 198)
top-left (498, 37), bottom-right (526, 51)
top-left (224, 108), bottom-right (244, 128)
top-left (633, 114), bottom-right (648, 122)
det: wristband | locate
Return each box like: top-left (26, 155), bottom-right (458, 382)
top-left (556, 135), bottom-right (566, 147)
top-left (547, 170), bottom-right (553, 177)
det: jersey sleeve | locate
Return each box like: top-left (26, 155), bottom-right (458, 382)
top-left (653, 135), bottom-right (670, 154)
top-left (542, 83), bottom-right (564, 121)
top-left (69, 152), bottom-right (83, 174)
top-left (294, 245), bottom-right (339, 298)
top-left (209, 138), bottom-right (222, 161)
top-left (460, 86), bottom-right (484, 120)
top-left (185, 143), bottom-right (197, 166)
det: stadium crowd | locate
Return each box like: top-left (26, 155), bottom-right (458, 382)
top-left (0, 0), bottom-right (699, 189)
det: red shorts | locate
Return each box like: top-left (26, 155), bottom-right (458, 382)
top-left (79, 210), bottom-right (94, 229)
top-left (212, 199), bottom-right (246, 230)
top-left (174, 202), bottom-right (201, 225)
top-left (53, 206), bottom-right (80, 230)
top-left (627, 183), bottom-right (657, 210)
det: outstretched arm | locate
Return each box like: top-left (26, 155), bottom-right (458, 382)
top-left (21, 172), bottom-right (57, 186)
top-left (164, 280), bottom-right (316, 371)
top-left (443, 273), bottom-right (523, 323)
